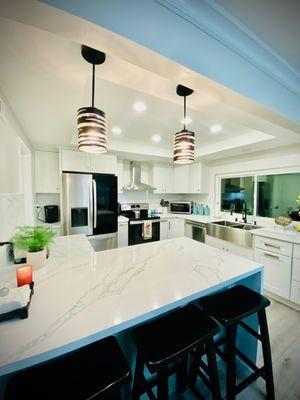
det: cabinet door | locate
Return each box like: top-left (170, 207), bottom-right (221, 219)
top-left (153, 165), bottom-right (174, 193)
top-left (254, 248), bottom-right (291, 299)
top-left (168, 218), bottom-right (185, 238)
top-left (61, 150), bottom-right (90, 173)
top-left (292, 257), bottom-right (300, 282)
top-left (188, 162), bottom-right (208, 193)
top-left (35, 151), bottom-right (60, 193)
top-left (118, 223), bottom-right (128, 247)
top-left (290, 281), bottom-right (300, 305)
top-left (173, 165), bottom-right (189, 193)
top-left (91, 154), bottom-right (117, 174)
top-left (160, 220), bottom-right (169, 240)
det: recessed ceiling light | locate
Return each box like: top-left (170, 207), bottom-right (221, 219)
top-left (210, 124), bottom-right (222, 133)
top-left (133, 102), bottom-right (146, 112)
top-left (111, 126), bottom-right (122, 135)
top-left (152, 134), bottom-right (161, 143)
top-left (181, 116), bottom-right (192, 125)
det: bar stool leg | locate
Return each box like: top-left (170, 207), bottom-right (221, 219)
top-left (131, 351), bottom-right (144, 400)
top-left (157, 365), bottom-right (168, 400)
top-left (258, 309), bottom-right (275, 400)
top-left (206, 340), bottom-right (221, 400)
top-left (176, 354), bottom-right (188, 393)
top-left (225, 325), bottom-right (237, 400)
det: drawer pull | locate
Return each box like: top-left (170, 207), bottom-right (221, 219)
top-left (264, 242), bottom-right (280, 249)
top-left (263, 252), bottom-right (280, 260)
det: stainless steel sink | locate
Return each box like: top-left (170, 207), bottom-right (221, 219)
top-left (211, 221), bottom-right (242, 227)
top-left (231, 224), bottom-right (262, 231)
top-left (206, 221), bottom-right (263, 248)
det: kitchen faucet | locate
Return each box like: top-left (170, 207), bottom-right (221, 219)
top-left (242, 201), bottom-right (247, 223)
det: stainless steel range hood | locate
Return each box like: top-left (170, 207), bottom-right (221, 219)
top-left (123, 161), bottom-right (155, 191)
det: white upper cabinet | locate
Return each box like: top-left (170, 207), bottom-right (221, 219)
top-left (60, 150), bottom-right (117, 175)
top-left (35, 151), bottom-right (60, 193)
top-left (151, 162), bottom-right (208, 194)
top-left (188, 162), bottom-right (208, 193)
top-left (152, 164), bottom-right (174, 193)
top-left (174, 165), bottom-right (189, 193)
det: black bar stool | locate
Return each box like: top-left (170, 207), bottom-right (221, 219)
top-left (131, 303), bottom-right (221, 399)
top-left (198, 285), bottom-right (275, 400)
top-left (5, 336), bottom-right (131, 400)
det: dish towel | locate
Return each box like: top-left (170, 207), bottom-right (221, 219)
top-left (143, 221), bottom-right (152, 240)
top-left (0, 285), bottom-right (31, 315)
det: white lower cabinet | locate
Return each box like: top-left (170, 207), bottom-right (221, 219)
top-left (160, 218), bottom-right (185, 240)
top-left (254, 246), bottom-right (292, 299)
top-left (160, 220), bottom-right (169, 240)
top-left (205, 235), bottom-right (253, 260)
top-left (118, 223), bottom-right (128, 248)
top-left (290, 281), bottom-right (300, 305)
top-left (168, 218), bottom-right (185, 238)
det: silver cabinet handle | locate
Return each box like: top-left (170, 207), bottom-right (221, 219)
top-left (130, 220), bottom-right (160, 225)
top-left (263, 252), bottom-right (280, 260)
top-left (93, 179), bottom-right (97, 229)
top-left (264, 242), bottom-right (280, 250)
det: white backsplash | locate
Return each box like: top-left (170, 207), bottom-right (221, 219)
top-left (0, 193), bottom-right (25, 267)
top-left (118, 191), bottom-right (210, 211)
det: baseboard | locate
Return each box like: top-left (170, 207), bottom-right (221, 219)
top-left (265, 290), bottom-right (300, 311)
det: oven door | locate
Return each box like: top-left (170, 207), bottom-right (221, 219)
top-left (129, 220), bottom-right (160, 245)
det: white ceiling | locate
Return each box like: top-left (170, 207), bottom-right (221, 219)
top-left (217, 0), bottom-right (300, 74)
top-left (0, 17), bottom-right (299, 161)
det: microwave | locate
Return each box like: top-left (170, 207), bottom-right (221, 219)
top-left (170, 202), bottom-right (192, 214)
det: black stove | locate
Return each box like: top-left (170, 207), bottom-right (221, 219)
top-left (120, 203), bottom-right (160, 245)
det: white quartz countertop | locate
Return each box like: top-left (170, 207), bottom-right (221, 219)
top-left (251, 226), bottom-right (300, 244)
top-left (0, 235), bottom-right (262, 376)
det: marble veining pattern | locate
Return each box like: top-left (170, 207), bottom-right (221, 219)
top-left (0, 235), bottom-right (263, 375)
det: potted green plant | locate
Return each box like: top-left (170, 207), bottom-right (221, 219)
top-left (11, 226), bottom-right (55, 270)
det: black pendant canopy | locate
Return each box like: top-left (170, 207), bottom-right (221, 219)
top-left (77, 45), bottom-right (108, 153)
top-left (173, 84), bottom-right (195, 164)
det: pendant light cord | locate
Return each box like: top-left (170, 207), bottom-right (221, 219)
top-left (183, 95), bottom-right (186, 130)
top-left (92, 63), bottom-right (95, 107)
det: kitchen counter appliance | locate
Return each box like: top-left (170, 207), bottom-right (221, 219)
top-left (62, 172), bottom-right (118, 249)
top-left (170, 201), bottom-right (192, 214)
top-left (185, 221), bottom-right (206, 243)
top-left (120, 203), bottom-right (160, 245)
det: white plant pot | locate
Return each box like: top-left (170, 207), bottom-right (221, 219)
top-left (26, 249), bottom-right (47, 270)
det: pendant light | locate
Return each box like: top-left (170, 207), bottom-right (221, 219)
top-left (77, 45), bottom-right (107, 153)
top-left (173, 85), bottom-right (195, 164)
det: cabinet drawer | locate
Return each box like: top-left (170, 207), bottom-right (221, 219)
top-left (290, 280), bottom-right (300, 305)
top-left (254, 248), bottom-right (291, 299)
top-left (292, 257), bottom-right (300, 282)
top-left (294, 244), bottom-right (300, 259)
top-left (254, 236), bottom-right (292, 257)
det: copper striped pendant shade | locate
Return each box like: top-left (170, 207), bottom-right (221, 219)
top-left (173, 129), bottom-right (195, 164)
top-left (77, 106), bottom-right (107, 153)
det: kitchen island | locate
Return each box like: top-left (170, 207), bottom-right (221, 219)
top-left (0, 235), bottom-right (263, 395)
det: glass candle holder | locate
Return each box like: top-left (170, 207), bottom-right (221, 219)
top-left (16, 265), bottom-right (33, 287)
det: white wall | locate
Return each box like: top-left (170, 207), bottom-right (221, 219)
top-left (0, 92), bottom-right (33, 267)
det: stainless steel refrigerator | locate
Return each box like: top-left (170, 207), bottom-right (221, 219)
top-left (62, 172), bottom-right (118, 249)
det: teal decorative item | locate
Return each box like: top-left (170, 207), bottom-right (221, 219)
top-left (204, 205), bottom-right (210, 216)
top-left (198, 204), bottom-right (204, 215)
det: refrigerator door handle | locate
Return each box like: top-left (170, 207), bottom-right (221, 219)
top-left (93, 179), bottom-right (97, 229)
